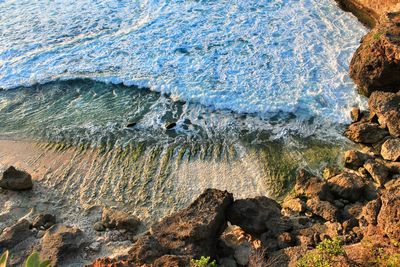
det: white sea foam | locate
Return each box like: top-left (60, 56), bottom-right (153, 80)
top-left (0, 0), bottom-right (367, 123)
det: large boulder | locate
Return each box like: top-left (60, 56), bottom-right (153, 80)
top-left (344, 122), bottom-right (388, 144)
top-left (328, 171), bottom-right (366, 202)
top-left (364, 160), bottom-right (390, 186)
top-left (369, 91), bottom-right (400, 137)
top-left (381, 138), bottom-right (400, 161)
top-left (343, 150), bottom-right (374, 170)
top-left (0, 166), bottom-right (33, 191)
top-left (306, 197), bottom-right (340, 222)
top-left (294, 169), bottom-right (332, 201)
top-left (128, 189), bottom-right (233, 264)
top-left (226, 196), bottom-right (283, 235)
top-left (40, 224), bottom-right (84, 266)
top-left (349, 12), bottom-right (400, 96)
top-left (377, 179), bottom-right (400, 241)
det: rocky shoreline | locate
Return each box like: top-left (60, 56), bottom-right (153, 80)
top-left (1, 1), bottom-right (400, 266)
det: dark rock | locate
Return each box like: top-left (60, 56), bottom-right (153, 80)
top-left (277, 232), bottom-right (295, 249)
top-left (369, 91), bottom-right (400, 137)
top-left (350, 107), bottom-right (361, 122)
top-left (359, 198), bottom-right (382, 228)
top-left (226, 196), bottom-right (283, 235)
top-left (364, 160), bottom-right (390, 186)
top-left (381, 138), bottom-right (400, 161)
top-left (328, 171), bottom-right (365, 202)
top-left (93, 222), bottom-right (106, 232)
top-left (294, 169), bottom-right (332, 201)
top-left (102, 208), bottom-right (140, 232)
top-left (344, 122), bottom-right (388, 144)
top-left (40, 224), bottom-right (83, 266)
top-left (344, 150), bottom-right (374, 170)
top-left (0, 220), bottom-right (33, 250)
top-left (128, 189), bottom-right (233, 264)
top-left (152, 255), bottom-right (191, 267)
top-left (32, 214), bottom-right (56, 230)
top-left (0, 166), bottom-right (33, 191)
top-left (126, 122), bottom-right (136, 128)
top-left (165, 122), bottom-right (177, 130)
top-left (349, 12), bottom-right (400, 96)
top-left (306, 197), bottom-right (340, 222)
top-left (377, 179), bottom-right (400, 241)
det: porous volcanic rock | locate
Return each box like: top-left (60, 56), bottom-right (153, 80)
top-left (344, 122), bottom-right (388, 144)
top-left (101, 208), bottom-right (140, 232)
top-left (344, 150), bottom-right (374, 169)
top-left (328, 171), bottom-right (366, 202)
top-left (306, 197), bottom-right (340, 222)
top-left (381, 138), bottom-right (400, 161)
top-left (40, 224), bottom-right (84, 266)
top-left (350, 12), bottom-right (400, 96)
top-left (369, 91), bottom-right (400, 137)
top-left (294, 169), bottom-right (332, 201)
top-left (364, 160), bottom-right (390, 186)
top-left (0, 166), bottom-right (33, 191)
top-left (227, 196), bottom-right (283, 235)
top-left (0, 220), bottom-right (33, 250)
top-left (377, 179), bottom-right (400, 241)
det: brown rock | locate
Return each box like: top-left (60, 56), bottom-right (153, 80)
top-left (102, 208), bottom-right (140, 232)
top-left (32, 214), bottom-right (56, 230)
top-left (377, 179), bottom-right (400, 241)
top-left (0, 166), bottom-right (33, 191)
top-left (343, 150), bottom-right (373, 170)
top-left (364, 160), bottom-right (390, 186)
top-left (359, 198), bottom-right (382, 228)
top-left (344, 122), bottom-right (388, 144)
top-left (328, 171), bottom-right (365, 202)
top-left (282, 197), bottom-right (306, 213)
top-left (381, 138), bottom-right (400, 161)
top-left (294, 169), bottom-right (332, 201)
top-left (369, 91), bottom-right (400, 137)
top-left (40, 224), bottom-right (83, 266)
top-left (306, 197), bottom-right (340, 222)
top-left (349, 12), bottom-right (400, 96)
top-left (350, 107), bottom-right (361, 122)
top-left (0, 220), bottom-right (33, 250)
top-left (227, 196), bottom-right (283, 235)
top-left (152, 255), bottom-right (191, 267)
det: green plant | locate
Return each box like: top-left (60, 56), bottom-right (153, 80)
top-left (0, 251), bottom-right (9, 267)
top-left (191, 256), bottom-right (217, 267)
top-left (297, 237), bottom-right (346, 267)
top-left (25, 252), bottom-right (51, 267)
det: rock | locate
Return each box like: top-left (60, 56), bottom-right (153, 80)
top-left (282, 197), bottom-right (306, 213)
top-left (369, 91), bottom-right (400, 137)
top-left (126, 122), bottom-right (136, 128)
top-left (381, 138), bottom-right (400, 161)
top-left (165, 122), bottom-right (177, 130)
top-left (127, 189), bottom-right (233, 264)
top-left (364, 160), bottom-right (390, 186)
top-left (306, 197), bottom-right (340, 222)
top-left (277, 232), bottom-right (294, 249)
top-left (328, 171), bottom-right (365, 202)
top-left (219, 257), bottom-right (237, 267)
top-left (350, 107), bottom-right (361, 122)
top-left (0, 220), bottom-right (33, 249)
top-left (226, 196), bottom-right (283, 235)
top-left (0, 166), bottom-right (33, 190)
top-left (344, 122), bottom-right (388, 144)
top-left (36, 230), bottom-right (45, 239)
top-left (294, 169), bottom-right (332, 201)
top-left (359, 198), bottom-right (382, 228)
top-left (32, 213), bottom-right (56, 230)
top-left (234, 243), bottom-right (251, 266)
top-left (152, 255), bottom-right (191, 267)
top-left (89, 242), bottom-right (102, 253)
top-left (377, 179), bottom-right (400, 241)
top-left (40, 224), bottom-right (83, 266)
top-left (93, 222), bottom-right (106, 232)
top-left (349, 12), bottom-right (400, 96)
top-left (292, 223), bottom-right (326, 247)
top-left (344, 150), bottom-right (373, 170)
top-left (102, 208), bottom-right (140, 232)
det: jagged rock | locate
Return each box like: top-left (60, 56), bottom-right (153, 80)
top-left (306, 197), bottom-right (340, 222)
top-left (379, 160), bottom-right (400, 174)
top-left (152, 255), bottom-right (191, 267)
top-left (32, 214), bottom-right (56, 230)
top-left (233, 243), bottom-right (251, 266)
top-left (350, 107), bottom-right (361, 122)
top-left (226, 196), bottom-right (283, 235)
top-left (377, 179), bottom-right (400, 241)
top-left (359, 198), bottom-right (382, 228)
top-left (219, 257), bottom-right (237, 267)
top-left (0, 166), bottom-right (33, 191)
top-left (344, 150), bottom-right (374, 170)
top-left (381, 138), bottom-right (400, 161)
top-left (344, 122), bottom-right (388, 144)
top-left (369, 91), bottom-right (400, 137)
top-left (102, 208), bottom-right (140, 232)
top-left (292, 223), bottom-right (326, 247)
top-left (128, 189), bottom-right (233, 264)
top-left (294, 169), bottom-right (332, 201)
top-left (93, 222), bottom-right (105, 232)
top-left (349, 12), bottom-right (400, 96)
top-left (364, 160), bottom-right (390, 186)
top-left (328, 171), bottom-right (365, 202)
top-left (40, 224), bottom-right (84, 266)
top-left (282, 197), bottom-right (306, 213)
top-left (0, 220), bottom-right (33, 250)
top-left (277, 232), bottom-right (295, 249)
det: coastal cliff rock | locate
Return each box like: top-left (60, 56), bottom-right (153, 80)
top-left (349, 12), bottom-right (400, 96)
top-left (369, 91), bottom-right (400, 137)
